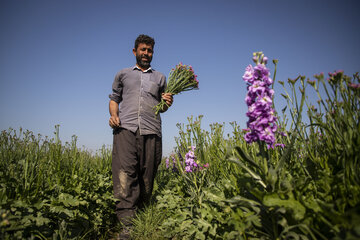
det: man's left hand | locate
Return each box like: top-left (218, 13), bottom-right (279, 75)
top-left (162, 93), bottom-right (173, 107)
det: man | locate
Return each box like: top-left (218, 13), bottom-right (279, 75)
top-left (108, 34), bottom-right (173, 237)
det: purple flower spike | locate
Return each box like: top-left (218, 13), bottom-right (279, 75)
top-left (242, 53), bottom-right (278, 148)
top-left (184, 148), bottom-right (198, 173)
top-left (181, 146), bottom-right (208, 173)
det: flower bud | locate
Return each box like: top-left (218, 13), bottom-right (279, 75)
top-left (307, 79), bottom-right (316, 88)
top-left (252, 56), bottom-right (258, 63)
top-left (262, 56), bottom-right (268, 64)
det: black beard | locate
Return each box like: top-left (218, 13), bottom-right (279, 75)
top-left (136, 54), bottom-right (152, 69)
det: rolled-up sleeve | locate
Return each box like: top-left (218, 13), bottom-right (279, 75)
top-left (109, 72), bottom-right (123, 103)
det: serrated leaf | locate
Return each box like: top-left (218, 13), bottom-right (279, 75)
top-left (58, 193), bottom-right (86, 207)
top-left (12, 200), bottom-right (29, 208)
top-left (203, 190), bottom-right (225, 202)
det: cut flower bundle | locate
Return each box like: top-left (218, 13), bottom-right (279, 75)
top-left (154, 63), bottom-right (199, 115)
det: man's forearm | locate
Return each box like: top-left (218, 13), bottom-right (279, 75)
top-left (109, 100), bottom-right (119, 116)
top-left (109, 100), bottom-right (120, 128)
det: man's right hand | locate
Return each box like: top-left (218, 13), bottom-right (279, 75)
top-left (109, 115), bottom-right (120, 128)
top-left (109, 100), bottom-right (120, 129)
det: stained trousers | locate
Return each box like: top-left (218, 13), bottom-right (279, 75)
top-left (112, 128), bottom-right (162, 225)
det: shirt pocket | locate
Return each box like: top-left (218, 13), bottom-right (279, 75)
top-left (143, 81), bottom-right (160, 99)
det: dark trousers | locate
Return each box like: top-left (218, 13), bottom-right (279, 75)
top-left (112, 128), bottom-right (162, 225)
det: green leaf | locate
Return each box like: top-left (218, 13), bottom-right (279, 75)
top-left (234, 146), bottom-right (264, 175)
top-left (12, 200), bottom-right (29, 208)
top-left (228, 157), bottom-right (267, 189)
top-left (58, 193), bottom-right (86, 207)
top-left (35, 212), bottom-right (51, 226)
top-left (263, 193), bottom-right (306, 221)
top-left (203, 189), bottom-right (225, 202)
top-left (195, 230), bottom-right (206, 240)
top-left (49, 205), bottom-right (74, 217)
top-left (197, 218), bottom-right (211, 232)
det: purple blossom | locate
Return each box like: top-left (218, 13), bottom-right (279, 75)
top-left (185, 165), bottom-right (192, 173)
top-left (244, 131), bottom-right (259, 143)
top-left (185, 151), bottom-right (195, 159)
top-left (267, 88), bottom-right (275, 97)
top-left (349, 83), bottom-right (360, 89)
top-left (247, 103), bottom-right (261, 118)
top-left (245, 93), bottom-right (253, 106)
top-left (254, 64), bottom-right (270, 80)
top-left (259, 126), bottom-right (276, 146)
top-left (248, 81), bottom-right (267, 96)
top-left (275, 143), bottom-right (285, 148)
top-left (243, 65), bottom-right (255, 84)
top-left (328, 70), bottom-right (343, 77)
top-left (259, 95), bottom-right (272, 106)
top-left (327, 70), bottom-right (344, 84)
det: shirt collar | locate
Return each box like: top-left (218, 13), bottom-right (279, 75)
top-left (133, 65), bottom-right (153, 73)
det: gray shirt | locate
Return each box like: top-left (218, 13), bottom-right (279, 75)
top-left (109, 66), bottom-right (166, 137)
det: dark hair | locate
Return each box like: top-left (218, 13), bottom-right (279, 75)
top-left (134, 34), bottom-right (155, 50)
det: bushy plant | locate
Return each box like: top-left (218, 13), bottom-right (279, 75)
top-left (0, 126), bottom-right (116, 239)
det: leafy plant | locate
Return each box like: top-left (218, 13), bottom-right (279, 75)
top-left (0, 126), bottom-right (116, 239)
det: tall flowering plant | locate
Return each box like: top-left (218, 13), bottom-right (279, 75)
top-left (165, 146), bottom-right (209, 173)
top-left (243, 52), bottom-right (278, 148)
top-left (164, 145), bottom-right (209, 207)
top-left (154, 63), bottom-right (199, 115)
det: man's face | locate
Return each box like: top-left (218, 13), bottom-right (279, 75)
top-left (133, 43), bottom-right (153, 69)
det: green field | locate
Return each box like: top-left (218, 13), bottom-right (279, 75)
top-left (1, 62), bottom-right (359, 239)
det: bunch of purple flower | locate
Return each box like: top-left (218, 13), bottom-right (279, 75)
top-left (154, 63), bottom-right (199, 115)
top-left (243, 52), bottom-right (278, 148)
top-left (184, 146), bottom-right (198, 173)
top-left (184, 146), bottom-right (209, 173)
